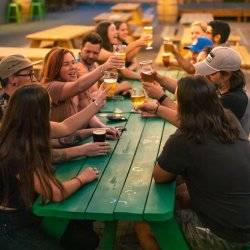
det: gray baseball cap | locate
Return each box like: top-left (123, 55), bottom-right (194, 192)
top-left (194, 46), bottom-right (241, 75)
top-left (0, 54), bottom-right (39, 80)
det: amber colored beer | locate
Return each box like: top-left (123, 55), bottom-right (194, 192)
top-left (143, 26), bottom-right (153, 49)
top-left (115, 51), bottom-right (126, 69)
top-left (164, 41), bottom-right (173, 53)
top-left (140, 71), bottom-right (155, 82)
top-left (131, 94), bottom-right (146, 108)
top-left (162, 53), bottom-right (171, 67)
top-left (103, 78), bottom-right (117, 97)
top-left (93, 128), bottom-right (106, 142)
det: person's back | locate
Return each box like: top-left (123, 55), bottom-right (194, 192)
top-left (155, 75), bottom-right (250, 249)
top-left (165, 131), bottom-right (250, 241)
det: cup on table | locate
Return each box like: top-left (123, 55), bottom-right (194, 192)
top-left (162, 53), bottom-right (171, 67)
top-left (113, 44), bottom-right (126, 69)
top-left (103, 70), bottom-right (118, 97)
top-left (131, 89), bottom-right (146, 109)
top-left (93, 128), bottom-right (106, 142)
top-left (143, 26), bottom-right (153, 50)
top-left (139, 60), bottom-right (155, 82)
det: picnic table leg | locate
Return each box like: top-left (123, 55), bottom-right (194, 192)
top-left (150, 218), bottom-right (190, 250)
top-left (41, 217), bottom-right (70, 241)
top-left (99, 221), bottom-right (117, 250)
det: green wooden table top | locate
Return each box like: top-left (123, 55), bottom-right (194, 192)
top-left (33, 72), bottom-right (189, 250)
top-left (33, 113), bottom-right (176, 221)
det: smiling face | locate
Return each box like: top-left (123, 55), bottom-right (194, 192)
top-left (59, 52), bottom-right (78, 82)
top-left (117, 22), bottom-right (129, 42)
top-left (108, 24), bottom-right (118, 45)
top-left (81, 42), bottom-right (101, 66)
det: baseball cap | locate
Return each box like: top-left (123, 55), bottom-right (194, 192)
top-left (184, 36), bottom-right (213, 53)
top-left (194, 46), bottom-right (241, 75)
top-left (0, 54), bottom-right (40, 80)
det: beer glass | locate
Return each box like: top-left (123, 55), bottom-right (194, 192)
top-left (139, 60), bottom-right (154, 82)
top-left (131, 89), bottom-right (146, 109)
top-left (93, 128), bottom-right (106, 142)
top-left (162, 53), bottom-right (171, 67)
top-left (143, 26), bottom-right (153, 50)
top-left (103, 70), bottom-right (118, 97)
top-left (163, 37), bottom-right (174, 53)
top-left (113, 44), bottom-right (126, 69)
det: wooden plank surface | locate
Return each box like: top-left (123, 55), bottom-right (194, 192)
top-left (94, 12), bottom-right (132, 23)
top-left (111, 3), bottom-right (140, 11)
top-left (179, 13), bottom-right (213, 25)
top-left (26, 25), bottom-right (94, 47)
top-left (85, 114), bottom-right (145, 220)
top-left (233, 45), bottom-right (250, 69)
top-left (0, 47), bottom-right (79, 61)
top-left (114, 118), bottom-right (165, 220)
top-left (144, 122), bottom-right (177, 221)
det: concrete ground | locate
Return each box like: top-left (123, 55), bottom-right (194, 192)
top-left (0, 3), bottom-right (249, 249)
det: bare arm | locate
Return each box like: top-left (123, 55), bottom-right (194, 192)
top-left (155, 72), bottom-right (177, 94)
top-left (50, 88), bottom-right (106, 138)
top-left (34, 167), bottom-right (99, 202)
top-left (153, 164), bottom-right (176, 183)
top-left (52, 142), bottom-right (110, 163)
top-left (172, 50), bottom-right (195, 74)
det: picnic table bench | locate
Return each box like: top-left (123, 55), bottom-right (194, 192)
top-left (33, 78), bottom-right (189, 250)
top-left (93, 12), bottom-right (132, 23)
top-left (111, 3), bottom-right (153, 26)
top-left (26, 25), bottom-right (94, 49)
top-left (179, 13), bottom-right (213, 25)
top-left (0, 47), bottom-right (79, 61)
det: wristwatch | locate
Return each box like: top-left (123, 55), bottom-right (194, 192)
top-left (158, 94), bottom-right (167, 104)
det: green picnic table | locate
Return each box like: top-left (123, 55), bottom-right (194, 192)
top-left (33, 73), bottom-right (189, 250)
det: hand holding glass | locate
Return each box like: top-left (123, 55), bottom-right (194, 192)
top-left (143, 26), bottom-right (153, 50)
top-left (113, 44), bottom-right (126, 69)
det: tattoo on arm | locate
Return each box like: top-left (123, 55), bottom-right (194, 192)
top-left (52, 149), bottom-right (68, 163)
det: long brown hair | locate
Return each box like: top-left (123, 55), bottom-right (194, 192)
top-left (0, 84), bottom-right (63, 207)
top-left (177, 75), bottom-right (239, 144)
top-left (95, 21), bottom-right (114, 52)
top-left (41, 47), bottom-right (75, 84)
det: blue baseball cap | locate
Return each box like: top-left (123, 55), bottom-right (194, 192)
top-left (184, 36), bottom-right (213, 53)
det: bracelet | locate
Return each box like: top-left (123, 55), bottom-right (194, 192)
top-left (73, 176), bottom-right (83, 186)
top-left (158, 94), bottom-right (167, 104)
top-left (154, 104), bottom-right (160, 114)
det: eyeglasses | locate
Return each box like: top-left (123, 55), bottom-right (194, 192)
top-left (15, 71), bottom-right (36, 81)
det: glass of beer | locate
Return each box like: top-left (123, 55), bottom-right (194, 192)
top-left (131, 89), bottom-right (146, 109)
top-left (139, 60), bottom-right (155, 82)
top-left (162, 53), bottom-right (171, 67)
top-left (113, 44), bottom-right (126, 69)
top-left (103, 70), bottom-right (118, 98)
top-left (163, 37), bottom-right (174, 53)
top-left (93, 128), bottom-right (106, 142)
top-left (143, 26), bottom-right (153, 50)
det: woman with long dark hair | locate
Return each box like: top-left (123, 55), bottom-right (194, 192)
top-left (0, 84), bottom-right (106, 249)
top-left (152, 75), bottom-right (250, 249)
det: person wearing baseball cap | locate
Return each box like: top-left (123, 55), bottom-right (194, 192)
top-left (195, 46), bottom-right (250, 135)
top-left (0, 54), bottom-right (39, 119)
top-left (185, 36), bottom-right (213, 54)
